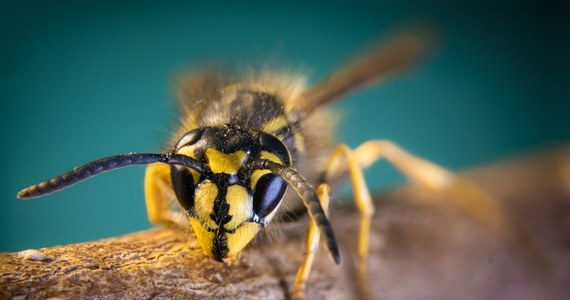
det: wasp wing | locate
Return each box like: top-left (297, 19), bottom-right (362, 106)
top-left (300, 26), bottom-right (438, 113)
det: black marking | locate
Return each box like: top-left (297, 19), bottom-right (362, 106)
top-left (206, 173), bottom-right (250, 228)
top-left (209, 173), bottom-right (233, 259)
top-left (210, 180), bottom-right (231, 226)
top-left (195, 125), bottom-right (259, 157)
top-left (212, 229), bottom-right (229, 261)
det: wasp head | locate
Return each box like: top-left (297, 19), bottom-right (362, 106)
top-left (170, 125), bottom-right (291, 261)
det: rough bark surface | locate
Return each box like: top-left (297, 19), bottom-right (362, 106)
top-left (1, 146), bottom-right (569, 299)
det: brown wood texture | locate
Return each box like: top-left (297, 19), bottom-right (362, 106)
top-left (1, 146), bottom-right (569, 299)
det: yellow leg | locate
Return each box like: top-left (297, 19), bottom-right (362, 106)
top-left (144, 163), bottom-right (189, 229)
top-left (321, 140), bottom-right (514, 299)
top-left (346, 140), bottom-right (551, 286)
top-left (350, 140), bottom-right (506, 232)
top-left (323, 144), bottom-right (375, 300)
top-left (292, 184), bottom-right (331, 300)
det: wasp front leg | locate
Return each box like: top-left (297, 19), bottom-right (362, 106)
top-left (144, 163), bottom-right (190, 229)
top-left (293, 184), bottom-right (331, 300)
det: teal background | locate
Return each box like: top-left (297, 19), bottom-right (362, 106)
top-left (1, 1), bottom-right (568, 251)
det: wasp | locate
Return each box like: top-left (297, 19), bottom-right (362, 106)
top-left (18, 27), bottom-right (514, 299)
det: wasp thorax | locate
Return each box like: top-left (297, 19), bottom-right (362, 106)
top-left (170, 125), bottom-right (291, 261)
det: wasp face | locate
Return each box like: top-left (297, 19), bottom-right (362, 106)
top-left (170, 125), bottom-right (291, 261)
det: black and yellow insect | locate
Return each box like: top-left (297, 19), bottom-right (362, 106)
top-left (17, 28), bottom-right (511, 298)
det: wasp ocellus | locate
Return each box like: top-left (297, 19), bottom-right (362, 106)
top-left (18, 27), bottom-right (515, 298)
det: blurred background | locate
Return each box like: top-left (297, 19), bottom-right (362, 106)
top-left (1, 0), bottom-right (568, 252)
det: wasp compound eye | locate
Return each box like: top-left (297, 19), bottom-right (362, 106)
top-left (170, 165), bottom-right (197, 213)
top-left (259, 132), bottom-right (291, 165)
top-left (252, 173), bottom-right (287, 220)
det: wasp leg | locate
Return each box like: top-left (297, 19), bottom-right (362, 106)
top-left (322, 140), bottom-right (523, 298)
top-left (322, 144), bottom-right (375, 299)
top-left (292, 184), bottom-right (331, 300)
top-left (145, 163), bottom-right (189, 229)
top-left (328, 140), bottom-right (554, 295)
top-left (349, 140), bottom-right (508, 232)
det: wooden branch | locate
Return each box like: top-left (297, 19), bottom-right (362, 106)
top-left (2, 146), bottom-right (569, 299)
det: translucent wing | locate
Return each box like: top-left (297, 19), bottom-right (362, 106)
top-left (300, 26), bottom-right (438, 114)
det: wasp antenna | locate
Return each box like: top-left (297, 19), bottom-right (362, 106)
top-left (249, 159), bottom-right (341, 264)
top-left (17, 153), bottom-right (203, 199)
top-left (301, 24), bottom-right (439, 113)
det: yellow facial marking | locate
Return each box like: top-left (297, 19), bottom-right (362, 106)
top-left (226, 222), bottom-right (260, 257)
top-left (189, 217), bottom-right (215, 258)
top-left (225, 185), bottom-right (252, 230)
top-left (261, 116), bottom-right (289, 135)
top-left (250, 169), bottom-right (272, 190)
top-left (177, 145), bottom-right (200, 183)
top-left (194, 181), bottom-right (218, 228)
top-left (251, 152), bottom-right (284, 190)
top-left (177, 145), bottom-right (196, 158)
top-left (206, 149), bottom-right (247, 174)
top-left (260, 151), bottom-right (283, 164)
